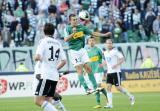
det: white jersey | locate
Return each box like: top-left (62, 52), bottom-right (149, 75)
top-left (35, 37), bottom-right (66, 81)
top-left (104, 48), bottom-right (123, 73)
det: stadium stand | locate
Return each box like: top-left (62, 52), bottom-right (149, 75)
top-left (0, 0), bottom-right (160, 48)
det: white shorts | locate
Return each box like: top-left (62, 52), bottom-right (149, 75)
top-left (94, 72), bottom-right (104, 84)
top-left (69, 48), bottom-right (90, 67)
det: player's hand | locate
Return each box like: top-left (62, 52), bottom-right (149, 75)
top-left (36, 74), bottom-right (41, 80)
top-left (99, 64), bottom-right (103, 67)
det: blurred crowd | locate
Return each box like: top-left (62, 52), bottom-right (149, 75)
top-left (0, 0), bottom-right (160, 48)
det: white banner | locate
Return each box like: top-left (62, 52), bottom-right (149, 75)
top-left (0, 42), bottom-right (160, 72)
top-left (0, 75), bottom-right (33, 98)
top-left (0, 73), bottom-right (85, 98)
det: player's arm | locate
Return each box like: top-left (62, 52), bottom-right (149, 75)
top-left (57, 60), bottom-right (66, 70)
top-left (99, 61), bottom-right (107, 67)
top-left (34, 54), bottom-right (41, 61)
top-left (34, 40), bottom-right (45, 61)
top-left (64, 27), bottom-right (75, 42)
top-left (83, 25), bottom-right (112, 37)
top-left (57, 44), bottom-right (67, 70)
top-left (92, 31), bottom-right (112, 37)
top-left (64, 33), bottom-right (75, 42)
top-left (112, 51), bottom-right (124, 69)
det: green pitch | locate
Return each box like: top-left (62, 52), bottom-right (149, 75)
top-left (0, 92), bottom-right (159, 111)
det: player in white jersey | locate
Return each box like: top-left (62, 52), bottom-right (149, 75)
top-left (34, 23), bottom-right (66, 111)
top-left (34, 61), bottom-right (67, 111)
top-left (102, 39), bottom-right (135, 108)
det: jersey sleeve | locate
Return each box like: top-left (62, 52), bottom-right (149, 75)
top-left (35, 40), bottom-right (45, 58)
top-left (115, 49), bottom-right (124, 59)
top-left (97, 47), bottom-right (103, 61)
top-left (83, 25), bottom-right (92, 35)
top-left (64, 26), bottom-right (70, 38)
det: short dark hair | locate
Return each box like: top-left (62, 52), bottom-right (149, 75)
top-left (69, 14), bottom-right (76, 20)
top-left (44, 23), bottom-right (55, 36)
top-left (48, 5), bottom-right (57, 14)
top-left (106, 38), bottom-right (113, 43)
top-left (87, 37), bottom-right (95, 44)
top-left (89, 36), bottom-right (95, 39)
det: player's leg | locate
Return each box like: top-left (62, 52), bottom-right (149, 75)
top-left (114, 72), bottom-right (135, 105)
top-left (52, 92), bottom-right (67, 111)
top-left (104, 74), bottom-right (113, 108)
top-left (95, 73), bottom-right (108, 96)
top-left (83, 73), bottom-right (93, 90)
top-left (76, 64), bottom-right (90, 91)
top-left (93, 91), bottom-right (101, 108)
top-left (81, 48), bottom-right (97, 90)
top-left (34, 79), bottom-right (58, 111)
top-left (69, 49), bottom-right (89, 92)
top-left (93, 73), bottom-right (108, 108)
top-left (83, 63), bottom-right (97, 89)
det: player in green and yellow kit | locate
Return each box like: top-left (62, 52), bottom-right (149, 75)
top-left (86, 37), bottom-right (108, 108)
top-left (64, 14), bottom-right (111, 94)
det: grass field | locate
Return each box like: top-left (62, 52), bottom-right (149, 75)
top-left (0, 92), bottom-right (160, 111)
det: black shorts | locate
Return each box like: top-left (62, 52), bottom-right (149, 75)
top-left (35, 79), bottom-right (57, 97)
top-left (53, 92), bottom-right (62, 101)
top-left (107, 72), bottom-right (122, 86)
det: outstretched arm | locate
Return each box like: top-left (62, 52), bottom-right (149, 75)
top-left (92, 32), bottom-right (112, 37)
top-left (64, 33), bottom-right (75, 42)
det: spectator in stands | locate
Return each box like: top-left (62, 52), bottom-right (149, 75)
top-left (138, 24), bottom-right (148, 41)
top-left (79, 0), bottom-right (91, 10)
top-left (13, 3), bottom-right (24, 19)
top-left (113, 7), bottom-right (121, 21)
top-left (113, 21), bottom-right (122, 43)
top-left (0, 8), bottom-right (3, 30)
top-left (48, 5), bottom-right (61, 28)
top-left (98, 1), bottom-right (109, 19)
top-left (140, 56), bottom-right (155, 68)
top-left (123, 7), bottom-right (133, 30)
top-left (37, 0), bottom-right (50, 14)
top-left (16, 62), bottom-right (29, 72)
top-left (0, 31), bottom-right (4, 48)
top-left (20, 12), bottom-right (29, 34)
top-left (133, 8), bottom-right (141, 30)
top-left (144, 8), bottom-right (156, 37)
top-left (28, 0), bottom-right (38, 14)
top-left (152, 13), bottom-right (160, 41)
top-left (25, 25), bottom-right (36, 46)
top-left (11, 23), bottom-right (23, 47)
top-left (1, 26), bottom-right (11, 47)
top-left (27, 8), bottom-right (37, 29)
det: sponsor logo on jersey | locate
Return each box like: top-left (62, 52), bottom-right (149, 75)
top-left (73, 31), bottom-right (84, 39)
top-left (90, 56), bottom-right (99, 62)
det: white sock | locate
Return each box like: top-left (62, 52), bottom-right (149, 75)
top-left (51, 100), bottom-right (67, 111)
top-left (121, 88), bottom-right (132, 98)
top-left (58, 101), bottom-right (67, 111)
top-left (107, 91), bottom-right (112, 106)
top-left (51, 100), bottom-right (59, 105)
top-left (41, 101), bottom-right (58, 111)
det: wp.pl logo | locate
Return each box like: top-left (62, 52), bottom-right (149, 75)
top-left (0, 79), bottom-right (7, 95)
